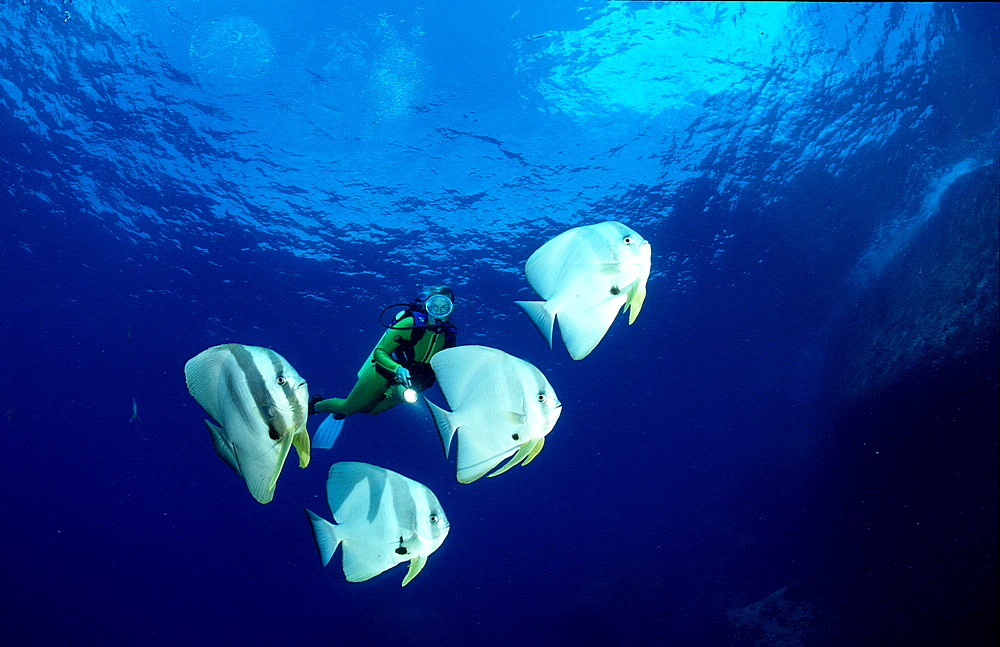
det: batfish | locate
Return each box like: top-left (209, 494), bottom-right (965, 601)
top-left (426, 345), bottom-right (562, 483)
top-left (516, 220), bottom-right (651, 359)
top-left (306, 462), bottom-right (449, 586)
top-left (185, 343), bottom-right (311, 504)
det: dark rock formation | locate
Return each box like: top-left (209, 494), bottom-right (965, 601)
top-left (817, 162), bottom-right (998, 645)
top-left (826, 163), bottom-right (998, 408)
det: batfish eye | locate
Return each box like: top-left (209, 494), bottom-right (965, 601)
top-left (623, 236), bottom-right (633, 245)
top-left (537, 393), bottom-right (547, 403)
top-left (276, 375), bottom-right (286, 385)
top-left (430, 514), bottom-right (440, 524)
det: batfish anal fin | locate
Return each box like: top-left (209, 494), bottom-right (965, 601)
top-left (205, 420), bottom-right (241, 475)
top-left (402, 555), bottom-right (427, 587)
top-left (341, 540), bottom-right (391, 583)
top-left (244, 435), bottom-right (292, 504)
top-left (558, 296), bottom-right (622, 360)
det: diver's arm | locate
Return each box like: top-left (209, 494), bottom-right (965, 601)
top-left (371, 316), bottom-right (414, 373)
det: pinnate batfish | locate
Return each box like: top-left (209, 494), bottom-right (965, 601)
top-left (516, 220), bottom-right (651, 359)
top-left (306, 462), bottom-right (449, 586)
top-left (426, 345), bottom-right (562, 483)
top-left (185, 343), bottom-right (311, 504)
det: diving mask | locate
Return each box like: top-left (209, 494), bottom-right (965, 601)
top-left (425, 294), bottom-right (453, 319)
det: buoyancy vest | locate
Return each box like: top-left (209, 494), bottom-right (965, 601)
top-left (375, 308), bottom-right (457, 390)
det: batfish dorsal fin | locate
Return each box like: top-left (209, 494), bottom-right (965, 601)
top-left (185, 345), bottom-right (237, 424)
top-left (430, 346), bottom-right (503, 409)
top-left (327, 462), bottom-right (387, 523)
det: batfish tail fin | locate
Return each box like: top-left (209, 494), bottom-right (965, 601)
top-left (557, 297), bottom-right (621, 360)
top-left (305, 509), bottom-right (342, 567)
top-left (515, 300), bottom-right (555, 349)
top-left (402, 556), bottom-right (427, 587)
top-left (312, 414), bottom-right (344, 450)
top-left (292, 428), bottom-right (311, 468)
top-left (426, 399), bottom-right (458, 459)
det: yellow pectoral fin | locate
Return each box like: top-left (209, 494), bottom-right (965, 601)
top-left (627, 281), bottom-right (647, 324)
top-left (292, 428), bottom-right (311, 468)
top-left (402, 555), bottom-right (427, 587)
top-left (521, 437), bottom-right (545, 466)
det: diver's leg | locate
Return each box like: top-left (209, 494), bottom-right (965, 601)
top-left (313, 367), bottom-right (387, 417)
top-left (367, 386), bottom-right (404, 415)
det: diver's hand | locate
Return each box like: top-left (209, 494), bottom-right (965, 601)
top-left (394, 366), bottom-right (412, 387)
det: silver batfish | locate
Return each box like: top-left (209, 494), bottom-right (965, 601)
top-left (516, 220), bottom-right (651, 359)
top-left (306, 462), bottom-right (450, 586)
top-left (427, 345), bottom-right (562, 483)
top-left (185, 343), bottom-right (311, 504)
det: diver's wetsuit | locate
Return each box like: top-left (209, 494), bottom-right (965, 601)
top-left (313, 312), bottom-right (456, 417)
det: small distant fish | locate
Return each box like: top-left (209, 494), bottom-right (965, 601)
top-left (130, 397), bottom-right (140, 423)
top-left (306, 462), bottom-right (449, 586)
top-left (516, 220), bottom-right (651, 359)
top-left (426, 345), bottom-right (562, 483)
top-left (184, 343), bottom-right (311, 504)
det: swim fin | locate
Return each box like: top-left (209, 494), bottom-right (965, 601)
top-left (312, 414), bottom-right (345, 450)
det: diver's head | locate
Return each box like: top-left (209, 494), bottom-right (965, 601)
top-left (416, 285), bottom-right (454, 321)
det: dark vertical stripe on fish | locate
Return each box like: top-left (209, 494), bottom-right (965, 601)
top-left (269, 349), bottom-right (305, 431)
top-left (389, 473), bottom-right (417, 532)
top-left (365, 467), bottom-right (389, 525)
top-left (228, 344), bottom-right (278, 435)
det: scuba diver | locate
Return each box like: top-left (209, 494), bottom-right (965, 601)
top-left (309, 285), bottom-right (458, 449)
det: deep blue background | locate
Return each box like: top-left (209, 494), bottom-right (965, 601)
top-left (2, 2), bottom-right (997, 645)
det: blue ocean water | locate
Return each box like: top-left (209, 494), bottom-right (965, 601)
top-left (1, 2), bottom-right (997, 645)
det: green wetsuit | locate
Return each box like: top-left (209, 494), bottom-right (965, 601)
top-left (314, 314), bottom-right (455, 417)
